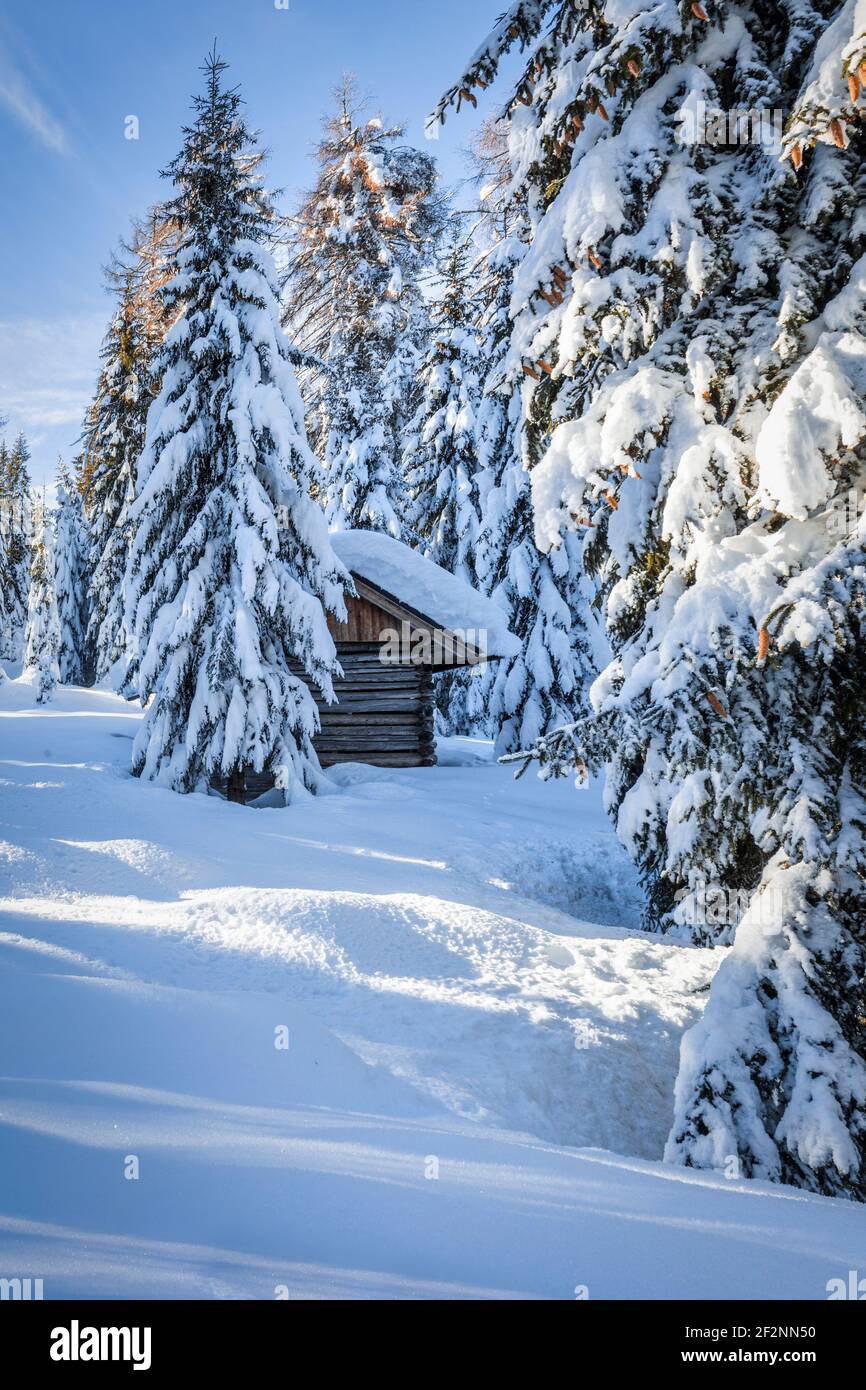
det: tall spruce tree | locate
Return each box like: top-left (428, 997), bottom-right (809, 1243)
top-left (468, 123), bottom-right (596, 750)
top-left (406, 236), bottom-right (483, 581)
top-left (434, 3), bottom-right (866, 1198)
top-left (124, 51), bottom-right (348, 799)
top-left (24, 494), bottom-right (61, 703)
top-left (54, 468), bottom-right (90, 685)
top-left (404, 235), bottom-right (485, 732)
top-left (84, 214), bottom-right (176, 686)
top-left (82, 282), bottom-right (140, 685)
top-left (665, 9), bottom-right (866, 1201)
top-left (0, 431), bottom-right (32, 660)
top-left (282, 78), bottom-right (443, 536)
top-left (0, 438), bottom-right (11, 666)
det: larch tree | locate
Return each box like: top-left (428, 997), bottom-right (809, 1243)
top-left (433, 2), bottom-right (866, 1198)
top-left (123, 51), bottom-right (349, 801)
top-left (282, 78), bottom-right (443, 537)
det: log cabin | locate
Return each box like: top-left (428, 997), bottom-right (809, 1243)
top-left (217, 530), bottom-right (520, 803)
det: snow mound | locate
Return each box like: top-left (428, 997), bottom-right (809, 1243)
top-left (5, 883), bottom-right (711, 1155)
top-left (3, 681), bottom-right (863, 1299)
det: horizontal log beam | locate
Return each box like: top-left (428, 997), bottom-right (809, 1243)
top-left (317, 718), bottom-right (431, 730)
top-left (315, 740), bottom-right (435, 753)
top-left (317, 740), bottom-right (430, 749)
top-left (319, 752), bottom-right (437, 768)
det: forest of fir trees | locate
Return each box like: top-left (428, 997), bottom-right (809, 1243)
top-left (1, 5), bottom-right (864, 1205)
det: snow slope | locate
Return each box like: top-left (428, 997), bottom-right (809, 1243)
top-left (0, 677), bottom-right (863, 1299)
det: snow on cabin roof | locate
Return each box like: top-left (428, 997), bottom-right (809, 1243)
top-left (330, 530), bottom-right (521, 660)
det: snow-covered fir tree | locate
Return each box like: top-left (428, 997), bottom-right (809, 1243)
top-left (407, 236), bottom-right (483, 580)
top-left (404, 235), bottom-right (485, 732)
top-left (0, 431), bottom-right (32, 660)
top-left (0, 438), bottom-right (11, 665)
top-left (665, 9), bottom-right (866, 1203)
top-left (467, 123), bottom-right (596, 750)
top-left (434, 3), bottom-right (866, 1198)
top-left (84, 214), bottom-right (176, 686)
top-left (54, 468), bottom-right (90, 685)
top-left (124, 51), bottom-right (349, 800)
top-left (82, 285), bottom-right (140, 685)
top-left (24, 494), bottom-right (61, 703)
top-left (282, 78), bottom-right (443, 536)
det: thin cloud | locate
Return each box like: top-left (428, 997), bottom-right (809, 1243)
top-left (0, 315), bottom-right (104, 477)
top-left (0, 52), bottom-right (70, 155)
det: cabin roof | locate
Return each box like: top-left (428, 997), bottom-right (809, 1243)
top-left (330, 530), bottom-right (521, 661)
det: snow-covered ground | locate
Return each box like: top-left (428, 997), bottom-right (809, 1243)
top-left (1, 675), bottom-right (864, 1299)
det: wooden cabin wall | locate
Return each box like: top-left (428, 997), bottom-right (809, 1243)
top-left (309, 643), bottom-right (436, 768)
top-left (214, 645), bottom-right (436, 800)
top-left (328, 593), bottom-right (396, 646)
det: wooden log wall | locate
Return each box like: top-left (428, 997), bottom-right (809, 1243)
top-left (309, 643), bottom-right (436, 768)
top-left (328, 593), bottom-right (397, 645)
top-left (212, 641), bottom-right (438, 801)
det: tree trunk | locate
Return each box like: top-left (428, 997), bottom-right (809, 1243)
top-left (226, 766), bottom-right (246, 804)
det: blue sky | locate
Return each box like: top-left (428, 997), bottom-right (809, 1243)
top-left (0, 0), bottom-right (509, 483)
